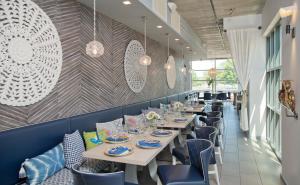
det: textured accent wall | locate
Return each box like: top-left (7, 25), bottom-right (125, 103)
top-left (0, 0), bottom-right (191, 132)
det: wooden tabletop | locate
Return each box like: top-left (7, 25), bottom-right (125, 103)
top-left (83, 130), bottom-right (179, 166)
top-left (157, 114), bottom-right (195, 129)
top-left (182, 105), bottom-right (205, 113)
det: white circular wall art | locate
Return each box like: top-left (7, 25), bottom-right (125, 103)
top-left (166, 55), bottom-right (176, 89)
top-left (124, 40), bottom-right (147, 93)
top-left (0, 0), bottom-right (63, 106)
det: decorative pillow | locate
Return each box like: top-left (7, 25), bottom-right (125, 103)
top-left (21, 143), bottom-right (65, 185)
top-left (83, 131), bottom-right (102, 150)
top-left (124, 114), bottom-right (143, 128)
top-left (96, 118), bottom-right (123, 140)
top-left (63, 130), bottom-right (85, 169)
top-left (160, 103), bottom-right (171, 111)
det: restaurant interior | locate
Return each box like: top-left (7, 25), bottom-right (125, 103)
top-left (0, 0), bottom-right (299, 185)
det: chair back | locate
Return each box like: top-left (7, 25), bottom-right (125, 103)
top-left (195, 126), bottom-right (218, 143)
top-left (203, 92), bottom-right (212, 100)
top-left (205, 117), bottom-right (221, 130)
top-left (187, 139), bottom-right (213, 183)
top-left (206, 111), bottom-right (222, 118)
top-left (71, 165), bottom-right (125, 185)
top-left (195, 127), bottom-right (218, 164)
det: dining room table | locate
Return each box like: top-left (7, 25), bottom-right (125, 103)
top-left (82, 129), bottom-right (179, 184)
top-left (182, 104), bottom-right (206, 113)
top-left (156, 113), bottom-right (196, 146)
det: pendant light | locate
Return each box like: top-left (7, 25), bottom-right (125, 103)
top-left (86, 0), bottom-right (104, 58)
top-left (164, 33), bottom-right (171, 70)
top-left (139, 16), bottom-right (151, 66)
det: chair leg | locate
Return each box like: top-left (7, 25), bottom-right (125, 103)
top-left (215, 147), bottom-right (223, 164)
top-left (218, 135), bottom-right (224, 150)
top-left (157, 177), bottom-right (162, 185)
top-left (172, 156), bottom-right (177, 165)
top-left (214, 164), bottom-right (220, 185)
top-left (208, 164), bottom-right (220, 185)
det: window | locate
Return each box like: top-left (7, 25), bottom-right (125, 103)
top-left (192, 59), bottom-right (238, 91)
top-left (266, 24), bottom-right (282, 159)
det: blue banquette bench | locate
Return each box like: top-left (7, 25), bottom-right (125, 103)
top-left (0, 92), bottom-right (194, 185)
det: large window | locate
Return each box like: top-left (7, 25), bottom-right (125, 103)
top-left (266, 25), bottom-right (282, 159)
top-left (192, 59), bottom-right (238, 91)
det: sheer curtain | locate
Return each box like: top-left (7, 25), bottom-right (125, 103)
top-left (227, 28), bottom-right (260, 131)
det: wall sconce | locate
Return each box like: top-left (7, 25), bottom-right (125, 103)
top-left (286, 25), bottom-right (296, 38)
top-left (279, 80), bottom-right (298, 119)
top-left (279, 6), bottom-right (295, 18)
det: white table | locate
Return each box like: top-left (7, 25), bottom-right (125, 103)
top-left (83, 130), bottom-right (179, 184)
top-left (157, 114), bottom-right (195, 145)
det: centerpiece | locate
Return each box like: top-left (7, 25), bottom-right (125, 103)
top-left (173, 101), bottom-right (183, 112)
top-left (145, 111), bottom-right (161, 129)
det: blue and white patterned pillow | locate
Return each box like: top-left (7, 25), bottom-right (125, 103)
top-left (22, 143), bottom-right (65, 185)
top-left (63, 130), bottom-right (85, 169)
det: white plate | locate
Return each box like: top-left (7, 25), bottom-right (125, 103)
top-left (104, 146), bottom-right (133, 157)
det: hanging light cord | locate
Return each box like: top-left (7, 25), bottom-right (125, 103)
top-left (144, 17), bottom-right (147, 53)
top-left (93, 0), bottom-right (96, 41)
top-left (167, 34), bottom-right (169, 57)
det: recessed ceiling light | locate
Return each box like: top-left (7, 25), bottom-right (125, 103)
top-left (175, 38), bottom-right (179, 41)
top-left (122, 1), bottom-right (132, 5)
top-left (186, 46), bottom-right (190, 49)
top-left (156, 25), bottom-right (163, 29)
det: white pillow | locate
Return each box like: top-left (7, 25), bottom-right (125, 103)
top-left (124, 114), bottom-right (143, 128)
top-left (96, 118), bottom-right (123, 134)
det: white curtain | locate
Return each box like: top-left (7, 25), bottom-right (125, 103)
top-left (227, 28), bottom-right (260, 131)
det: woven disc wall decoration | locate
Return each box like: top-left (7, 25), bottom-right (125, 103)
top-left (166, 56), bottom-right (176, 89)
top-left (124, 40), bottom-right (147, 93)
top-left (0, 0), bottom-right (63, 106)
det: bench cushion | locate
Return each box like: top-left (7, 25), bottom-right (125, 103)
top-left (0, 119), bottom-right (70, 185)
top-left (21, 168), bottom-right (73, 185)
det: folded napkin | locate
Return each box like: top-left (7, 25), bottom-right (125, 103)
top-left (174, 118), bottom-right (188, 122)
top-left (138, 140), bottom-right (161, 148)
top-left (152, 130), bottom-right (171, 136)
top-left (106, 136), bottom-right (128, 142)
top-left (108, 146), bottom-right (129, 155)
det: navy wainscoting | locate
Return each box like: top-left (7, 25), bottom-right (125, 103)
top-left (0, 91), bottom-right (196, 185)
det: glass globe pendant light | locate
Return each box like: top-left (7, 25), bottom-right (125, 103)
top-left (164, 33), bottom-right (171, 70)
top-left (139, 16), bottom-right (151, 66)
top-left (86, 0), bottom-right (104, 58)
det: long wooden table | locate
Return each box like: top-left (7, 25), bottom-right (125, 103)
top-left (157, 113), bottom-right (195, 146)
top-left (157, 113), bottom-right (195, 129)
top-left (182, 104), bottom-right (205, 113)
top-left (83, 130), bottom-right (179, 184)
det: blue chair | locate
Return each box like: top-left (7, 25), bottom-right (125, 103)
top-left (203, 92), bottom-right (212, 101)
top-left (71, 165), bottom-right (138, 185)
top-left (200, 117), bottom-right (223, 164)
top-left (158, 139), bottom-right (213, 185)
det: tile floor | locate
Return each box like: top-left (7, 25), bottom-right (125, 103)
top-left (139, 103), bottom-right (284, 185)
top-left (211, 104), bottom-right (284, 185)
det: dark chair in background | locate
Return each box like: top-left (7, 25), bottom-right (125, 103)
top-left (158, 139), bottom-right (213, 185)
top-left (72, 164), bottom-right (138, 185)
top-left (203, 92), bottom-right (212, 101)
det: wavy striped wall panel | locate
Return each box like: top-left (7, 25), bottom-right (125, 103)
top-left (0, 0), bottom-right (191, 132)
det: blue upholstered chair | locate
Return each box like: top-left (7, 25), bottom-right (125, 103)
top-left (71, 165), bottom-right (138, 185)
top-left (204, 92), bottom-right (212, 101)
top-left (158, 139), bottom-right (213, 185)
top-left (200, 117), bottom-right (223, 164)
top-left (172, 127), bottom-right (220, 185)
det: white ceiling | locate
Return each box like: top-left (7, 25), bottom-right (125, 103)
top-left (172, 0), bottom-right (266, 59)
top-left (78, 0), bottom-right (206, 58)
